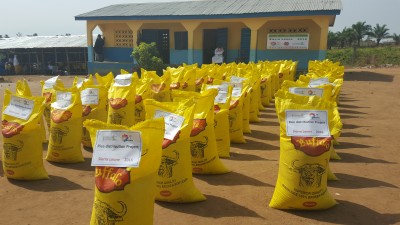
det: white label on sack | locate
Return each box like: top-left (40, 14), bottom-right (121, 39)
top-left (154, 110), bottom-right (184, 140)
top-left (43, 76), bottom-right (59, 89)
top-left (92, 130), bottom-right (142, 167)
top-left (286, 110), bottom-right (330, 137)
top-left (81, 88), bottom-right (99, 105)
top-left (308, 77), bottom-right (330, 87)
top-left (114, 74), bottom-right (132, 86)
top-left (51, 91), bottom-right (72, 109)
top-left (206, 84), bottom-right (228, 104)
top-left (289, 87), bottom-right (324, 97)
top-left (223, 82), bottom-right (242, 98)
top-left (3, 96), bottom-right (34, 120)
top-left (230, 76), bottom-right (247, 83)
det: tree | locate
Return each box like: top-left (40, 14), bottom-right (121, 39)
top-left (16, 32), bottom-right (23, 37)
top-left (369, 24), bottom-right (390, 46)
top-left (0, 35), bottom-right (2, 38)
top-left (131, 42), bottom-right (165, 75)
top-left (351, 21), bottom-right (371, 47)
top-left (327, 30), bottom-right (337, 49)
top-left (336, 27), bottom-right (356, 48)
top-left (392, 33), bottom-right (400, 45)
top-left (33, 33), bottom-right (38, 36)
top-left (4, 34), bottom-right (9, 38)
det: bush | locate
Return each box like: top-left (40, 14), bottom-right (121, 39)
top-left (132, 42), bottom-right (165, 75)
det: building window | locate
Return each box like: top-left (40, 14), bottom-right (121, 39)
top-left (114, 30), bottom-right (133, 47)
top-left (174, 32), bottom-right (188, 50)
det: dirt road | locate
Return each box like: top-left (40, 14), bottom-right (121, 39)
top-left (0, 67), bottom-right (399, 225)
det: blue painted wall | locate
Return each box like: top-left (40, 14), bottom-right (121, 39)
top-left (104, 47), bottom-right (134, 62)
top-left (193, 49), bottom-right (203, 66)
top-left (170, 49), bottom-right (188, 65)
top-left (88, 62), bottom-right (134, 75)
top-left (226, 49), bottom-right (240, 63)
top-left (257, 50), bottom-right (326, 71)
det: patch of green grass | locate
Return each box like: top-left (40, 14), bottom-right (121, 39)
top-left (327, 46), bottom-right (400, 66)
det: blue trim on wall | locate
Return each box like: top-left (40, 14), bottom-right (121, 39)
top-left (170, 49), bottom-right (188, 65)
top-left (88, 62), bottom-right (134, 75)
top-left (250, 49), bottom-right (257, 62)
top-left (76, 10), bottom-right (340, 21)
top-left (226, 49), bottom-right (239, 63)
top-left (256, 50), bottom-right (327, 70)
top-left (88, 46), bottom-right (94, 62)
top-left (104, 47), bottom-right (134, 62)
top-left (193, 49), bottom-right (203, 66)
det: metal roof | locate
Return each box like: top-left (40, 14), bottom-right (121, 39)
top-left (75, 0), bottom-right (342, 20)
top-left (0, 35), bottom-right (90, 50)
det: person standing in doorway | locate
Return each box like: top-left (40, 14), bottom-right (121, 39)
top-left (94, 34), bottom-right (105, 62)
top-left (212, 44), bottom-right (224, 64)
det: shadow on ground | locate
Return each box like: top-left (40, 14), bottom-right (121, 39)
top-left (288, 200), bottom-right (400, 225)
top-left (345, 71), bottom-right (394, 82)
top-left (157, 194), bottom-right (265, 219)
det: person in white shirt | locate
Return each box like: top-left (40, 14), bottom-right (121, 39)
top-left (212, 44), bottom-right (224, 64)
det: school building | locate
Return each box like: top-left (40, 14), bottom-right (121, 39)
top-left (75, 0), bottom-right (342, 74)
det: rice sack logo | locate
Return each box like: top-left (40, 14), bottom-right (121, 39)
top-left (190, 119), bottom-right (207, 137)
top-left (121, 133), bottom-right (133, 142)
top-left (3, 141), bottom-right (24, 161)
top-left (95, 167), bottom-right (131, 193)
top-left (291, 136), bottom-right (332, 157)
top-left (291, 160), bottom-right (326, 188)
top-left (109, 98), bottom-right (128, 110)
top-left (307, 89), bottom-right (314, 95)
top-left (308, 113), bottom-right (319, 120)
top-left (158, 150), bottom-right (179, 178)
top-left (82, 105), bottom-right (92, 117)
top-left (2, 120), bottom-right (24, 138)
top-left (51, 109), bottom-right (72, 123)
top-left (94, 199), bottom-right (127, 225)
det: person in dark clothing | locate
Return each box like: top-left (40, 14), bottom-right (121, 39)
top-left (94, 34), bottom-right (105, 62)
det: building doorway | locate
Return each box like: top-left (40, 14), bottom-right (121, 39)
top-left (202, 28), bottom-right (228, 64)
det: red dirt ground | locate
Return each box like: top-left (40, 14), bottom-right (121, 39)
top-left (0, 67), bottom-right (399, 225)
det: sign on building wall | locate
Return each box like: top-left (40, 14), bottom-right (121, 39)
top-left (267, 33), bottom-right (309, 50)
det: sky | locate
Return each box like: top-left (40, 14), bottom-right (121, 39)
top-left (1, 0), bottom-right (399, 37)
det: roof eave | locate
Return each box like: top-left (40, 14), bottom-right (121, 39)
top-left (75, 10), bottom-right (341, 21)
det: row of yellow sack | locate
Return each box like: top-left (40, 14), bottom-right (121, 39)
top-left (269, 60), bottom-right (345, 210)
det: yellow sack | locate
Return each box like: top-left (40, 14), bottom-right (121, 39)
top-left (107, 74), bottom-right (136, 126)
top-left (134, 80), bottom-right (152, 124)
top-left (242, 87), bottom-right (251, 133)
top-left (172, 89), bottom-right (230, 174)
top-left (73, 75), bottom-right (94, 90)
top-left (2, 90), bottom-right (48, 180)
top-left (181, 68), bottom-right (196, 92)
top-left (260, 74), bottom-right (272, 107)
top-left (46, 87), bottom-right (84, 163)
top-left (270, 92), bottom-right (340, 210)
top-left (95, 72), bottom-right (114, 89)
top-left (84, 118), bottom-right (164, 225)
top-left (40, 76), bottom-right (64, 129)
top-left (202, 84), bottom-right (232, 158)
top-left (81, 83), bottom-right (108, 148)
top-left (223, 82), bottom-right (246, 143)
top-left (144, 99), bottom-right (206, 202)
top-left (142, 69), bottom-right (171, 102)
top-left (16, 79), bottom-right (47, 144)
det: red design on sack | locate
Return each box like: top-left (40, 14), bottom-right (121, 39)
top-left (95, 167), bottom-right (131, 193)
top-left (291, 136), bottom-right (332, 157)
top-left (2, 120), bottom-right (24, 138)
top-left (190, 119), bottom-right (207, 137)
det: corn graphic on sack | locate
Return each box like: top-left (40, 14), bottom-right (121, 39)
top-left (269, 91), bottom-right (340, 210)
top-left (107, 74), bottom-right (136, 126)
top-left (46, 87), bottom-right (84, 163)
top-left (81, 83), bottom-right (108, 148)
top-left (84, 118), bottom-right (164, 225)
top-left (2, 89), bottom-right (48, 180)
top-left (144, 99), bottom-right (206, 202)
